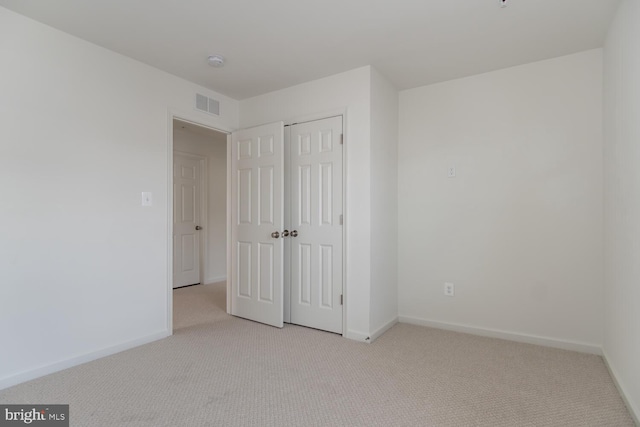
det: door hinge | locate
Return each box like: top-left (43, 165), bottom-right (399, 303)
top-left (340, 295), bottom-right (343, 305)
top-left (339, 214), bottom-right (343, 225)
top-left (340, 134), bottom-right (343, 145)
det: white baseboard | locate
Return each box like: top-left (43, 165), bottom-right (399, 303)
top-left (398, 315), bottom-right (602, 355)
top-left (0, 330), bottom-right (170, 391)
top-left (602, 349), bottom-right (640, 426)
top-left (205, 275), bottom-right (227, 284)
top-left (345, 329), bottom-right (370, 342)
top-left (369, 317), bottom-right (398, 343)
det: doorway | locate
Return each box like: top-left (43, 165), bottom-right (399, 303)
top-left (172, 119), bottom-right (229, 329)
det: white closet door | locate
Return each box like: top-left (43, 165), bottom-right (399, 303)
top-left (231, 122), bottom-right (284, 328)
top-left (289, 116), bottom-right (343, 334)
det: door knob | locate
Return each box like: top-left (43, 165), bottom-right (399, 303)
top-left (271, 231), bottom-right (280, 239)
top-left (195, 225), bottom-right (203, 230)
top-left (290, 230), bottom-right (298, 237)
top-left (282, 229), bottom-right (290, 237)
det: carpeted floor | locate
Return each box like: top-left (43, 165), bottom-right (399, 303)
top-left (0, 282), bottom-right (634, 426)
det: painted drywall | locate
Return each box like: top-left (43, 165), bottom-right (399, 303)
top-left (239, 67), bottom-right (373, 339)
top-left (369, 69), bottom-right (399, 336)
top-left (0, 6), bottom-right (238, 388)
top-left (398, 50), bottom-right (604, 349)
top-left (173, 127), bottom-right (228, 284)
top-left (603, 0), bottom-right (640, 420)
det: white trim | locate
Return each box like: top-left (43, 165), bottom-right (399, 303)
top-left (173, 151), bottom-right (208, 287)
top-left (345, 329), bottom-right (370, 342)
top-left (166, 115), bottom-right (174, 333)
top-left (369, 317), bottom-right (398, 343)
top-left (283, 108), bottom-right (346, 127)
top-left (167, 109), bottom-right (232, 332)
top-left (0, 330), bottom-right (169, 391)
top-left (602, 350), bottom-right (640, 425)
top-left (341, 110), bottom-right (348, 339)
top-left (205, 275), bottom-right (227, 284)
top-left (226, 134), bottom-right (232, 315)
top-left (169, 107), bottom-right (234, 134)
top-left (398, 316), bottom-right (602, 355)
top-left (283, 125), bottom-right (292, 324)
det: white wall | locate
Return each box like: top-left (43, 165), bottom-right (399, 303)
top-left (369, 69), bottom-right (399, 337)
top-left (173, 127), bottom-right (228, 284)
top-left (603, 0), bottom-right (640, 420)
top-left (0, 6), bottom-right (238, 388)
top-left (239, 67), bottom-right (373, 339)
top-left (398, 50), bottom-right (604, 352)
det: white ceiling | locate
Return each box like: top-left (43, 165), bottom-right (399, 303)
top-left (0, 0), bottom-right (620, 100)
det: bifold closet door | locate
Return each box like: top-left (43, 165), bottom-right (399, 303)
top-left (230, 122), bottom-right (284, 328)
top-left (288, 116), bottom-right (343, 334)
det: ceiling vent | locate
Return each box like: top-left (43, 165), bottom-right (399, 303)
top-left (195, 93), bottom-right (220, 116)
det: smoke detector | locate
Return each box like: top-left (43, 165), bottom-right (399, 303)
top-left (207, 55), bottom-right (225, 68)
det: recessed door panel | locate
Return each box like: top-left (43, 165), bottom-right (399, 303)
top-left (298, 133), bottom-right (311, 156)
top-left (259, 166), bottom-right (274, 225)
top-left (259, 135), bottom-right (274, 158)
top-left (319, 130), bottom-right (333, 153)
top-left (298, 165), bottom-right (311, 226)
top-left (237, 169), bottom-right (252, 225)
top-left (238, 139), bottom-right (252, 160)
top-left (319, 163), bottom-right (333, 226)
top-left (320, 245), bottom-right (333, 309)
top-left (181, 184), bottom-right (196, 222)
top-left (298, 243), bottom-right (312, 305)
top-left (237, 242), bottom-right (252, 298)
top-left (258, 243), bottom-right (274, 302)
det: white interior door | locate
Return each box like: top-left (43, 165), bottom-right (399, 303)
top-left (289, 116), bottom-right (343, 334)
top-left (173, 154), bottom-right (202, 288)
top-left (231, 122), bottom-right (284, 328)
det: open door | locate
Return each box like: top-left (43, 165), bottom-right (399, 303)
top-left (231, 122), bottom-right (284, 327)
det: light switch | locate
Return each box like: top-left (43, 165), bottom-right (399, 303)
top-left (141, 192), bottom-right (153, 207)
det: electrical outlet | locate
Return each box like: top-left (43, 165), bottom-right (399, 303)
top-left (448, 166), bottom-right (456, 178)
top-left (444, 282), bottom-right (455, 297)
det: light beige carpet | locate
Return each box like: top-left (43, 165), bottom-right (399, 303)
top-left (0, 282), bottom-right (634, 426)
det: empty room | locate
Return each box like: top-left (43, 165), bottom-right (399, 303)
top-left (1, 0), bottom-right (638, 426)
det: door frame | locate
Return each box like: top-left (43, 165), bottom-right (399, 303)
top-left (167, 109), bottom-right (232, 333)
top-left (173, 150), bottom-right (207, 288)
